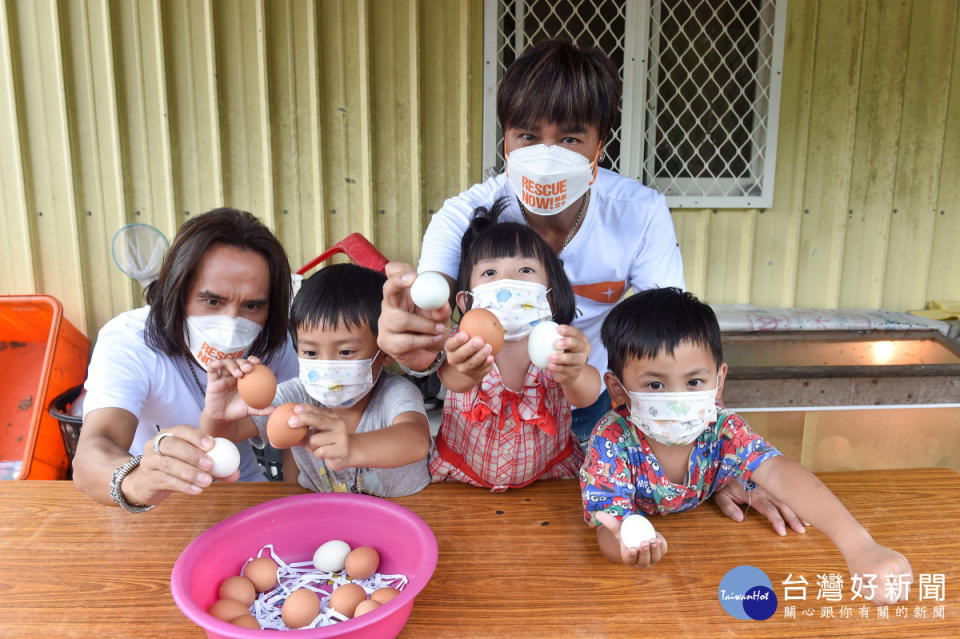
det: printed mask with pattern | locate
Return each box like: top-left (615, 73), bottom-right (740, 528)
top-left (469, 279), bottom-right (553, 341)
top-left (299, 353), bottom-right (381, 408)
top-left (618, 376), bottom-right (720, 446)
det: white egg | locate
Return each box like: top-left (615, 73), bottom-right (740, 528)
top-left (620, 514), bottom-right (657, 548)
top-left (527, 320), bottom-right (562, 369)
top-left (313, 539), bottom-right (352, 573)
top-left (409, 271), bottom-right (450, 311)
top-left (208, 437), bottom-right (241, 478)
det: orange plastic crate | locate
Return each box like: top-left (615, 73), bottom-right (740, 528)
top-left (0, 296), bottom-right (90, 480)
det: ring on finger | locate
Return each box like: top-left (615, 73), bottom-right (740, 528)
top-left (152, 432), bottom-right (175, 457)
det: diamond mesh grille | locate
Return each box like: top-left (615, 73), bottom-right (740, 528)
top-left (644, 0), bottom-right (776, 199)
top-left (492, 0), bottom-right (627, 173)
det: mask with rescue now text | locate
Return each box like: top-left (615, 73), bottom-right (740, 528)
top-left (185, 315), bottom-right (262, 371)
top-left (506, 143), bottom-right (598, 216)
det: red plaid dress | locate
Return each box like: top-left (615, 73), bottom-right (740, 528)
top-left (430, 362), bottom-right (584, 492)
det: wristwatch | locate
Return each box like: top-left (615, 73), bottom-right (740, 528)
top-left (109, 455), bottom-right (156, 513)
top-left (395, 350), bottom-right (445, 378)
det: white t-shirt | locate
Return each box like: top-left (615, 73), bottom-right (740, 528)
top-left (251, 372), bottom-right (430, 497)
top-left (83, 306), bottom-right (299, 481)
top-left (418, 168), bottom-right (685, 372)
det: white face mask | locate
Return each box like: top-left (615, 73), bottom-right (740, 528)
top-left (299, 352), bottom-right (381, 408)
top-left (506, 143), bottom-right (599, 216)
top-left (185, 315), bottom-right (263, 371)
top-left (618, 377), bottom-right (719, 446)
top-left (469, 279), bottom-right (553, 341)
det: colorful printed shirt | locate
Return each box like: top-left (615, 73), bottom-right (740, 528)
top-left (430, 362), bottom-right (584, 492)
top-left (579, 407), bottom-right (780, 524)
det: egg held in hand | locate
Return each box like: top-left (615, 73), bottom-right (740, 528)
top-left (409, 271), bottom-right (450, 311)
top-left (458, 308), bottom-right (504, 356)
top-left (527, 320), bottom-right (562, 369)
top-left (236, 363), bottom-right (277, 409)
top-left (207, 437), bottom-right (241, 478)
top-left (266, 403), bottom-right (307, 449)
top-left (620, 513), bottom-right (657, 548)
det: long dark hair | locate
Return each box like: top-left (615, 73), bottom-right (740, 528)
top-left (457, 198), bottom-right (577, 325)
top-left (144, 207), bottom-right (291, 362)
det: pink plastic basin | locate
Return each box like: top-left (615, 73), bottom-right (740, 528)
top-left (171, 493), bottom-right (437, 638)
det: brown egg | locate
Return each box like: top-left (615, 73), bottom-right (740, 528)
top-left (237, 364), bottom-right (277, 409)
top-left (231, 613), bottom-right (261, 629)
top-left (281, 588), bottom-right (321, 629)
top-left (243, 557), bottom-right (279, 592)
top-left (353, 599), bottom-right (382, 617)
top-left (208, 597), bottom-right (250, 621)
top-left (370, 586), bottom-right (400, 604)
top-left (344, 546), bottom-right (380, 580)
top-left (266, 403), bottom-right (307, 449)
top-left (328, 583), bottom-right (367, 618)
top-left (459, 308), bottom-right (504, 355)
top-left (218, 575), bottom-right (256, 605)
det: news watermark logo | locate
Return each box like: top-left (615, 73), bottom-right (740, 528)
top-left (719, 565), bottom-right (779, 621)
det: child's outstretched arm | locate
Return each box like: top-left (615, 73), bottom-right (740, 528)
top-left (549, 325), bottom-right (601, 408)
top-left (751, 456), bottom-right (912, 605)
top-left (199, 357), bottom-right (270, 443)
top-left (291, 405), bottom-right (430, 472)
top-left (438, 331), bottom-right (494, 392)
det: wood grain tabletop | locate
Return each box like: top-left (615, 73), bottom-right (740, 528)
top-left (0, 469), bottom-right (957, 638)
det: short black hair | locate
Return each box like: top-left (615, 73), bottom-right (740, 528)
top-left (289, 263), bottom-right (386, 347)
top-left (144, 207), bottom-right (291, 363)
top-left (457, 198), bottom-right (576, 325)
top-left (602, 287), bottom-right (723, 378)
top-left (497, 38), bottom-right (622, 143)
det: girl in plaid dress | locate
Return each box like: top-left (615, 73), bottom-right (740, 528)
top-left (429, 200), bottom-right (602, 492)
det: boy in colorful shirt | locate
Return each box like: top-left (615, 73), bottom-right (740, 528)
top-left (579, 287), bottom-right (912, 605)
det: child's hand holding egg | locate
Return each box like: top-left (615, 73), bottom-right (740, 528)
top-left (595, 511), bottom-right (667, 569)
top-left (528, 320), bottom-right (562, 369)
top-left (529, 322), bottom-right (592, 385)
top-left (443, 308), bottom-right (504, 382)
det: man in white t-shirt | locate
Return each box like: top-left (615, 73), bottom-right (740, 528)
top-left (74, 208), bottom-right (298, 512)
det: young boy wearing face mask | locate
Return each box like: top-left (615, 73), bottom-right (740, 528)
top-left (200, 264), bottom-right (431, 497)
top-left (579, 288), bottom-right (913, 605)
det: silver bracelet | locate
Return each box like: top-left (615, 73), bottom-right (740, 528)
top-left (395, 350), bottom-right (445, 378)
top-left (109, 455), bottom-right (156, 513)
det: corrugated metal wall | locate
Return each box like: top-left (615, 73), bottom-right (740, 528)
top-left (1, 0), bottom-right (958, 340)
top-left (678, 0), bottom-right (960, 310)
top-left (0, 0), bottom-right (482, 337)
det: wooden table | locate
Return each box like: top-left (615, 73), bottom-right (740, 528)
top-left (1, 469), bottom-right (958, 638)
